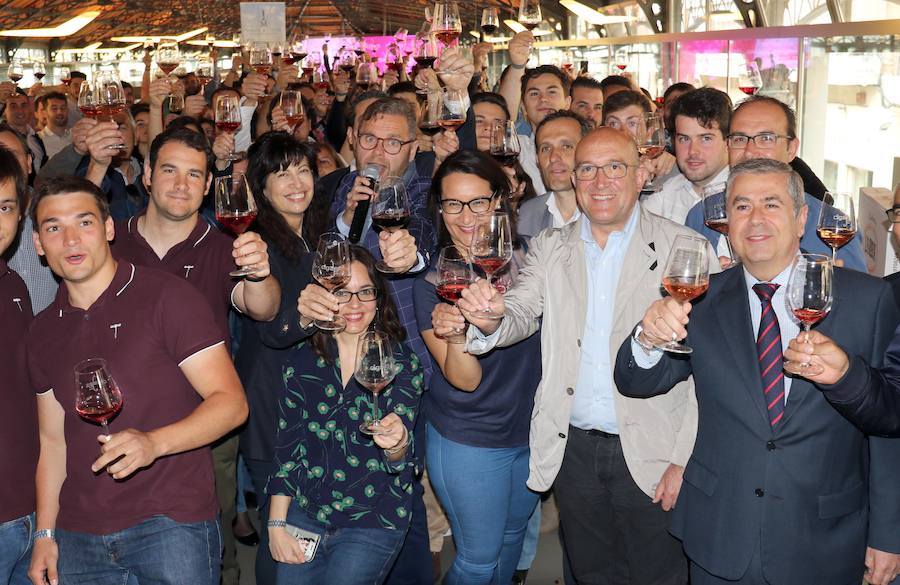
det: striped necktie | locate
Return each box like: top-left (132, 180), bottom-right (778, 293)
top-left (753, 283), bottom-right (785, 427)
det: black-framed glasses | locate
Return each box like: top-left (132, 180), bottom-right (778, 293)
top-left (573, 162), bottom-right (636, 181)
top-left (886, 207), bottom-right (900, 223)
top-left (440, 195), bottom-right (495, 215)
top-left (726, 132), bottom-right (792, 149)
top-left (334, 288), bottom-right (379, 303)
top-left (356, 133), bottom-right (416, 155)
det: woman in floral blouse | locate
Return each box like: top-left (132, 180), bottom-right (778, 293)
top-left (266, 246), bottom-right (424, 585)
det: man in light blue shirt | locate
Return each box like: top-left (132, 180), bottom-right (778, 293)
top-left (460, 127), bottom-right (704, 584)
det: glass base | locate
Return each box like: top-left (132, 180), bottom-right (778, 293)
top-left (314, 316), bottom-right (346, 332)
top-left (377, 261), bottom-right (405, 274)
top-left (783, 359), bottom-right (823, 377)
top-left (471, 308), bottom-right (504, 321)
top-left (359, 420), bottom-right (384, 435)
top-left (229, 266), bottom-right (257, 277)
top-left (654, 340), bottom-right (693, 354)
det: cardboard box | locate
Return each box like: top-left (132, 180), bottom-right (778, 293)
top-left (857, 187), bottom-right (900, 277)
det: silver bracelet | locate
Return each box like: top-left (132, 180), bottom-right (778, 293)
top-left (34, 528), bottom-right (56, 541)
top-left (267, 520), bottom-right (287, 528)
top-left (384, 435), bottom-right (410, 455)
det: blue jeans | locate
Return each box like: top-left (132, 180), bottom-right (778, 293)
top-left (517, 499), bottom-right (541, 571)
top-left (275, 505), bottom-right (407, 585)
top-left (426, 424), bottom-right (539, 585)
top-left (0, 512), bottom-right (33, 585)
top-left (57, 515), bottom-right (221, 585)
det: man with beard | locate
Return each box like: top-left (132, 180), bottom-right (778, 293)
top-left (36, 92), bottom-right (71, 159)
top-left (643, 88), bottom-right (731, 225)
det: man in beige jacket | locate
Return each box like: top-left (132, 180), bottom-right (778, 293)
top-left (459, 127), bottom-right (717, 585)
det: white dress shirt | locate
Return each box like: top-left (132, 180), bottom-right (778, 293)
top-left (546, 192), bottom-right (581, 229)
top-left (642, 166), bottom-right (730, 226)
top-left (38, 126), bottom-right (71, 160)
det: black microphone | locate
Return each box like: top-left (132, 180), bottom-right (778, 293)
top-left (348, 164), bottom-right (382, 243)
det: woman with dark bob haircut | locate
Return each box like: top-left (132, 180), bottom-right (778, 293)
top-left (413, 149), bottom-right (541, 585)
top-left (267, 245), bottom-right (424, 585)
top-left (233, 130), bottom-right (331, 584)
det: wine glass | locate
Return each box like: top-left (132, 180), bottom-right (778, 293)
top-left (738, 61), bottom-right (763, 96)
top-left (702, 182), bottom-right (738, 265)
top-left (95, 71), bottom-right (127, 150)
top-left (783, 254), bottom-right (833, 376)
top-left (58, 66), bottom-right (72, 87)
top-left (312, 233), bottom-right (352, 331)
top-left (33, 61), bottom-right (46, 82)
top-left (518, 0), bottom-right (543, 31)
top-left (490, 120), bottom-right (521, 168)
top-left (637, 113), bottom-right (666, 192)
top-left (816, 192), bottom-right (856, 263)
top-left (280, 89), bottom-right (305, 135)
top-left (249, 42), bottom-right (273, 96)
top-left (215, 95), bottom-right (242, 161)
top-left (216, 175), bottom-right (259, 277)
top-left (431, 0), bottom-right (462, 48)
top-left (7, 60), bottom-right (23, 85)
top-left (419, 91), bottom-right (443, 137)
top-left (614, 49), bottom-right (628, 72)
top-left (413, 34), bottom-right (439, 94)
top-left (372, 177), bottom-right (412, 273)
top-left (290, 36), bottom-right (308, 65)
top-left (74, 358), bottom-right (124, 439)
top-left (481, 7), bottom-right (500, 37)
top-left (470, 211), bottom-right (513, 319)
top-left (337, 45), bottom-right (357, 73)
top-left (195, 59), bottom-right (214, 91)
top-left (78, 80), bottom-right (98, 119)
top-left (435, 245), bottom-right (475, 344)
top-left (655, 234), bottom-right (710, 354)
top-left (156, 41), bottom-right (181, 85)
top-left (355, 62), bottom-right (375, 90)
top-left (355, 331), bottom-right (399, 436)
top-left (386, 43), bottom-right (405, 75)
top-left (439, 88), bottom-right (466, 131)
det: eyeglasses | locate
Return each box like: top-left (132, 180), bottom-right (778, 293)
top-left (440, 195), bottom-right (495, 215)
top-left (356, 133), bottom-right (416, 155)
top-left (726, 132), bottom-right (792, 149)
top-left (334, 288), bottom-right (378, 303)
top-left (886, 207), bottom-right (900, 223)
top-left (573, 162), bottom-right (636, 181)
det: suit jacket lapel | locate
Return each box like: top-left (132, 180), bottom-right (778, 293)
top-left (561, 223), bottom-right (588, 325)
top-left (612, 209), bottom-right (657, 334)
top-left (714, 270), bottom-right (771, 426)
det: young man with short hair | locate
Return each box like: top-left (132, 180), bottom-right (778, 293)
top-left (569, 77), bottom-right (604, 128)
top-left (26, 176), bottom-right (248, 585)
top-left (36, 92), bottom-right (70, 160)
top-left (0, 145), bottom-right (37, 585)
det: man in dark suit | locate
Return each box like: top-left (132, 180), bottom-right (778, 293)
top-left (614, 158), bottom-right (900, 585)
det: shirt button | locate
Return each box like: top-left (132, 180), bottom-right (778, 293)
top-left (755, 488), bottom-right (765, 497)
top-left (577, 339), bottom-right (581, 348)
top-left (766, 440), bottom-right (776, 451)
top-left (566, 388), bottom-right (574, 396)
top-left (558, 432), bottom-right (566, 439)
top-left (83, 314), bottom-right (90, 321)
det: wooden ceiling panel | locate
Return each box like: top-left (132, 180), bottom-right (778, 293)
top-left (0, 0), bottom-right (537, 47)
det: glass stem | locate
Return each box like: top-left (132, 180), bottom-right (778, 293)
top-left (724, 235), bottom-right (736, 263)
top-left (832, 246), bottom-right (836, 263)
top-left (372, 392), bottom-right (380, 428)
top-left (101, 420), bottom-right (110, 439)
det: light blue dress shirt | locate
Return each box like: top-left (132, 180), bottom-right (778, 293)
top-left (570, 206), bottom-right (640, 434)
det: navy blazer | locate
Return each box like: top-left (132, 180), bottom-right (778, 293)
top-left (614, 265), bottom-right (900, 585)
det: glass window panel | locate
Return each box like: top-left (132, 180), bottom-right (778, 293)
top-left (677, 40), bottom-right (730, 92)
top-left (800, 35), bottom-right (900, 193)
top-left (728, 38), bottom-right (800, 109)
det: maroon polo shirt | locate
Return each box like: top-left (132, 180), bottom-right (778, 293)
top-left (26, 261), bottom-right (223, 535)
top-left (0, 259), bottom-right (37, 523)
top-left (110, 212), bottom-right (237, 343)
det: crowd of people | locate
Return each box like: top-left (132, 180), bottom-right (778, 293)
top-left (2, 27), bottom-right (900, 585)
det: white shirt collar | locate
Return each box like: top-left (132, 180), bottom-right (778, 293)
top-left (545, 191), bottom-right (581, 229)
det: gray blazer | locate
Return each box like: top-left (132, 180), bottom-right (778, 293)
top-left (516, 193), bottom-right (554, 240)
top-left (468, 204), bottom-right (713, 496)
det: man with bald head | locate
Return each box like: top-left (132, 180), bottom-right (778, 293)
top-left (457, 127), bottom-right (717, 584)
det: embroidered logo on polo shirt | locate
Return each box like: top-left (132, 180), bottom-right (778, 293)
top-left (184, 265), bottom-right (194, 278)
top-left (12, 297), bottom-right (22, 312)
top-left (110, 323), bottom-right (123, 339)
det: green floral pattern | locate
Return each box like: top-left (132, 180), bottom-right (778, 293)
top-left (268, 341), bottom-right (423, 531)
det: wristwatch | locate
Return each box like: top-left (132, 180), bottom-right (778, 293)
top-left (34, 529), bottom-right (56, 541)
top-left (267, 520), bottom-right (287, 528)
